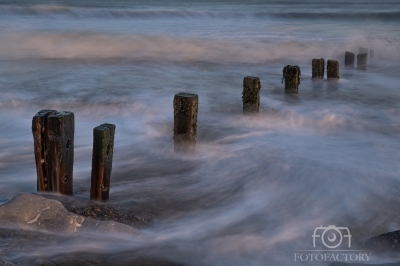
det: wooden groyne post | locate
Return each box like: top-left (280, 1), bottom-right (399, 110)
top-left (90, 124), bottom-right (115, 201)
top-left (32, 110), bottom-right (74, 195)
top-left (327, 60), bottom-right (340, 79)
top-left (173, 93), bottom-right (198, 151)
top-left (345, 51), bottom-right (355, 67)
top-left (359, 48), bottom-right (368, 55)
top-left (242, 76), bottom-right (261, 113)
top-left (357, 53), bottom-right (367, 70)
top-left (312, 58), bottom-right (324, 79)
top-left (282, 65), bottom-right (301, 93)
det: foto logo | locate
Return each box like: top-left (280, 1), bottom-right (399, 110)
top-left (312, 225), bottom-right (352, 249)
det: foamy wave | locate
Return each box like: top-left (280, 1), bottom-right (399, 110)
top-left (0, 31), bottom-right (399, 64)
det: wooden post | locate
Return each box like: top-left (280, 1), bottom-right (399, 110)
top-left (90, 124), bottom-right (115, 201)
top-left (370, 49), bottom-right (374, 59)
top-left (345, 51), bottom-right (355, 67)
top-left (32, 110), bottom-right (74, 195)
top-left (357, 53), bottom-right (367, 70)
top-left (282, 65), bottom-right (301, 93)
top-left (327, 60), bottom-right (340, 79)
top-left (32, 110), bottom-right (57, 192)
top-left (312, 58), bottom-right (324, 79)
top-left (242, 76), bottom-right (261, 113)
top-left (173, 93), bottom-right (198, 151)
top-left (359, 48), bottom-right (368, 55)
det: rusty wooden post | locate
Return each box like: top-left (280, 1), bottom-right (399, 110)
top-left (327, 60), bottom-right (339, 79)
top-left (357, 53), bottom-right (367, 70)
top-left (242, 76), bottom-right (261, 113)
top-left (173, 93), bottom-right (198, 151)
top-left (32, 110), bottom-right (74, 195)
top-left (282, 65), bottom-right (301, 93)
top-left (90, 124), bottom-right (115, 201)
top-left (345, 51), bottom-right (355, 67)
top-left (312, 58), bottom-right (324, 79)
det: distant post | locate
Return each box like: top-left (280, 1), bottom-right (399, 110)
top-left (359, 48), bottom-right (368, 55)
top-left (327, 60), bottom-right (340, 79)
top-left (282, 65), bottom-right (301, 93)
top-left (312, 58), bottom-right (324, 79)
top-left (357, 53), bottom-right (367, 70)
top-left (370, 49), bottom-right (374, 59)
top-left (242, 76), bottom-right (261, 113)
top-left (173, 93), bottom-right (198, 151)
top-left (90, 124), bottom-right (115, 201)
top-left (32, 110), bottom-right (74, 195)
top-left (345, 51), bottom-right (355, 67)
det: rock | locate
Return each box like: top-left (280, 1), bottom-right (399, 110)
top-left (364, 230), bottom-right (400, 253)
top-left (0, 193), bottom-right (142, 236)
top-left (0, 260), bottom-right (17, 266)
top-left (328, 230), bottom-right (400, 266)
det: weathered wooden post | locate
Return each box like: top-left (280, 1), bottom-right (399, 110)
top-left (90, 124), bottom-right (115, 201)
top-left (282, 65), bottom-right (301, 93)
top-left (32, 110), bottom-right (74, 195)
top-left (359, 48), bottom-right (368, 55)
top-left (312, 58), bottom-right (324, 79)
top-left (357, 53), bottom-right (367, 70)
top-left (370, 49), bottom-right (374, 59)
top-left (345, 51), bottom-right (355, 67)
top-left (173, 93), bottom-right (198, 151)
top-left (242, 76), bottom-right (261, 113)
top-left (327, 60), bottom-right (340, 79)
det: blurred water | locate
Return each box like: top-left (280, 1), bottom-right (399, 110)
top-left (1, 0), bottom-right (400, 265)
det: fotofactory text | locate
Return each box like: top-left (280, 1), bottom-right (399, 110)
top-left (294, 225), bottom-right (372, 262)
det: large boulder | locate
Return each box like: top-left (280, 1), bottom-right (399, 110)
top-left (0, 193), bottom-right (142, 236)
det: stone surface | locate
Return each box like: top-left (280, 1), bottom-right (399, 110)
top-left (328, 230), bottom-right (400, 266)
top-left (364, 230), bottom-right (400, 253)
top-left (0, 193), bottom-right (141, 235)
top-left (0, 260), bottom-right (16, 266)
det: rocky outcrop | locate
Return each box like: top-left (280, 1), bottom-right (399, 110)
top-left (0, 193), bottom-right (141, 235)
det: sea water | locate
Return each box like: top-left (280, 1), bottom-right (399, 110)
top-left (0, 0), bottom-right (400, 265)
